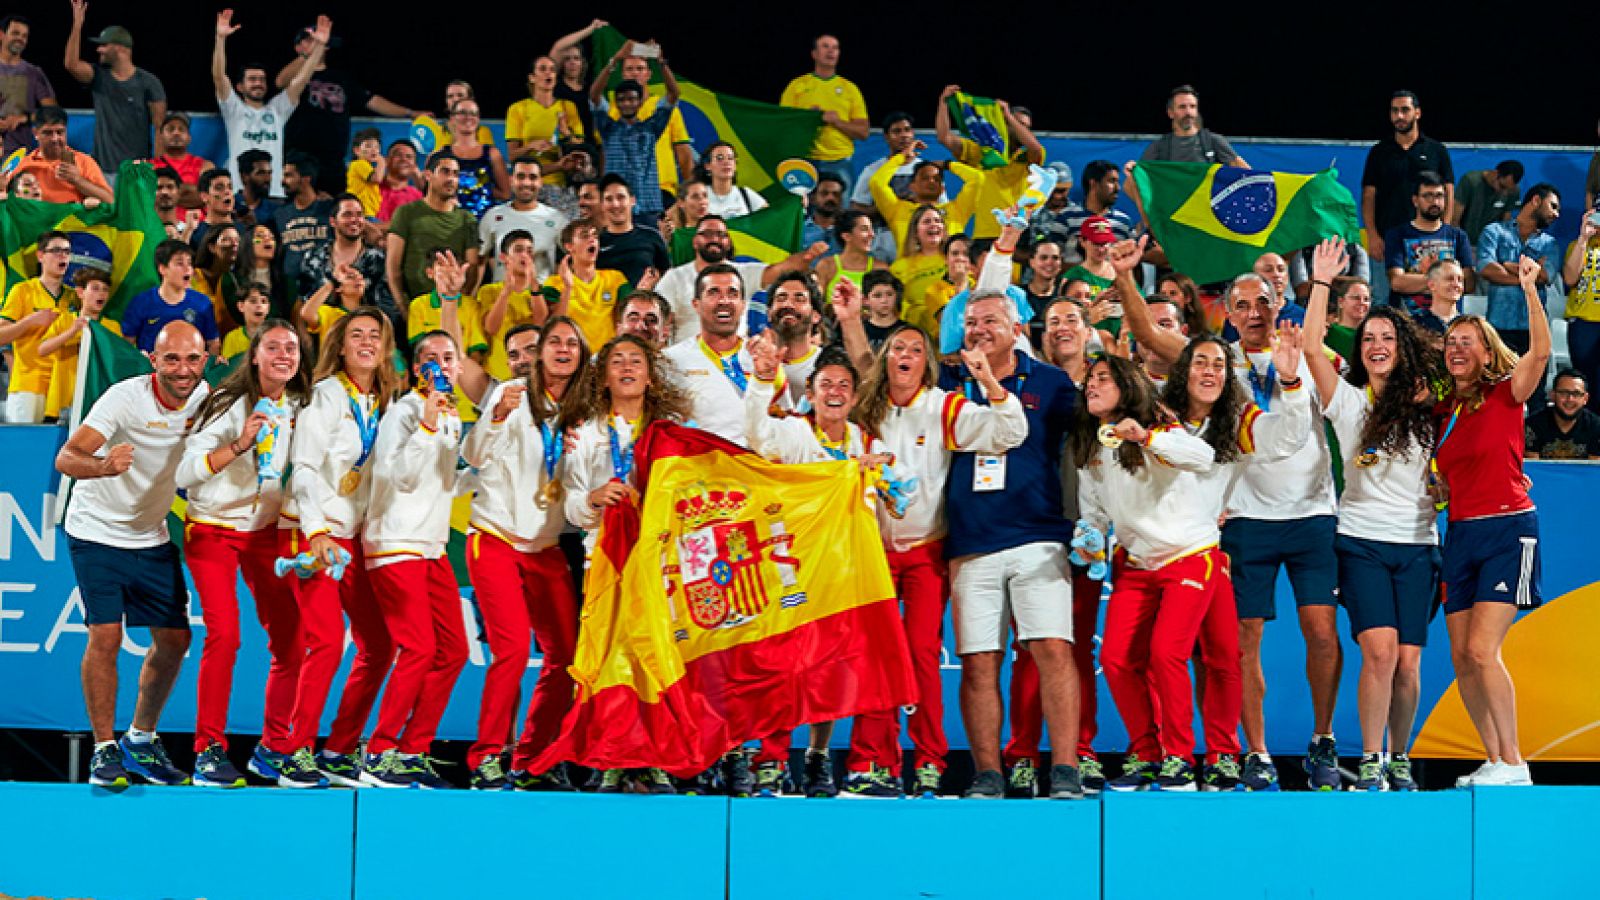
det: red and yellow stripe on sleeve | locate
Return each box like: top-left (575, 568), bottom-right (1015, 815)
top-left (940, 392), bottom-right (968, 451)
top-left (1237, 404), bottom-right (1264, 455)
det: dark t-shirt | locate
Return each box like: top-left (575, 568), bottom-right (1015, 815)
top-left (272, 198), bottom-right (337, 298)
top-left (1455, 170), bottom-right (1519, 244)
top-left (284, 67), bottom-right (372, 193)
top-left (1525, 408), bottom-right (1600, 459)
top-left (1382, 221), bottom-right (1475, 310)
top-left (89, 66), bottom-right (165, 171)
top-left (1141, 129), bottom-right (1239, 166)
top-left (863, 318), bottom-right (900, 351)
top-left (0, 60), bottom-right (56, 156)
top-left (598, 226), bottom-right (670, 287)
top-left (1362, 133), bottom-right (1454, 238)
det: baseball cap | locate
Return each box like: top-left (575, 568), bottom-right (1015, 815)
top-left (89, 26), bottom-right (133, 48)
top-left (1080, 216), bottom-right (1118, 245)
top-left (161, 111), bottom-right (190, 129)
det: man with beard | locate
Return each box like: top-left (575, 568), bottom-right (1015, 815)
top-left (1028, 161), bottom-right (1135, 266)
top-left (1479, 183), bottom-right (1562, 409)
top-left (1525, 370), bottom-right (1600, 459)
top-left (56, 321), bottom-right (211, 787)
top-left (213, 10), bottom-right (323, 197)
top-left (153, 166), bottom-right (182, 236)
top-left (12, 105), bottom-right (111, 204)
top-left (234, 149), bottom-right (280, 225)
top-left (0, 14), bottom-right (57, 158)
top-left (63, 1), bottom-right (165, 174)
top-left (1141, 85), bottom-right (1248, 168)
top-left (273, 154), bottom-right (337, 300)
top-left (299, 193), bottom-right (396, 318)
top-left (480, 157), bottom-right (568, 283)
top-left (1362, 91), bottom-right (1455, 263)
top-left (851, 111), bottom-right (925, 212)
top-left (1384, 172), bottom-right (1476, 315)
top-left (152, 112), bottom-right (214, 188)
top-left (388, 155), bottom-right (481, 308)
top-left (655, 215), bottom-right (825, 341)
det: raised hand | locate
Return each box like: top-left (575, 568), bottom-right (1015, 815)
top-left (746, 329), bottom-right (780, 381)
top-left (1111, 417), bottom-right (1149, 445)
top-left (1108, 235), bottom-right (1148, 277)
top-left (1517, 255), bottom-right (1542, 291)
top-left (1311, 237), bottom-right (1348, 283)
top-left (70, 0), bottom-right (87, 25)
top-left (636, 266), bottom-right (660, 292)
top-left (216, 9), bottom-right (241, 38)
top-left (312, 15), bottom-right (332, 45)
top-left (1273, 320), bottom-right (1304, 377)
top-left (831, 278), bottom-right (863, 322)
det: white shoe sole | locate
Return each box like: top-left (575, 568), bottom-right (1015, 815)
top-left (320, 770), bottom-right (364, 789)
top-left (358, 772), bottom-right (413, 789)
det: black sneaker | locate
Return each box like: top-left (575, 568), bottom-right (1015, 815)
top-left (1048, 764), bottom-right (1085, 799)
top-left (721, 751), bottom-right (755, 798)
top-left (595, 768), bottom-right (627, 794)
top-left (963, 769), bottom-right (1005, 800)
top-left (1238, 752), bottom-right (1280, 792)
top-left (1304, 736), bottom-right (1341, 791)
top-left (193, 742), bottom-right (245, 788)
top-left (1151, 755), bottom-right (1197, 792)
top-left (89, 742), bottom-right (130, 788)
top-left (1107, 754), bottom-right (1156, 792)
top-left (470, 755), bottom-right (510, 791)
top-left (413, 755), bottom-right (456, 790)
top-left (754, 760), bottom-right (786, 797)
top-left (1202, 754), bottom-right (1242, 792)
top-left (318, 750), bottom-right (363, 788)
top-left (120, 734), bottom-right (189, 786)
top-left (683, 766), bottom-right (722, 796)
top-left (802, 751), bottom-right (837, 798)
top-left (1004, 759), bottom-right (1038, 798)
top-left (842, 765), bottom-right (902, 798)
top-left (512, 762), bottom-right (576, 792)
top-left (359, 750), bottom-right (420, 789)
top-left (1387, 754), bottom-right (1418, 792)
top-left (278, 747), bottom-right (331, 789)
top-left (1079, 756), bottom-right (1106, 794)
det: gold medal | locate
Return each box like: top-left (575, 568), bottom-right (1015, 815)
top-left (1354, 451), bottom-right (1379, 468)
top-left (1097, 423), bottom-right (1124, 449)
top-left (537, 479), bottom-right (565, 510)
top-left (339, 469), bottom-right (362, 496)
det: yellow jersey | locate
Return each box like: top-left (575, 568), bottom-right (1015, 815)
top-left (890, 254), bottom-right (951, 339)
top-left (540, 269), bottom-right (628, 349)
top-left (1566, 235), bottom-right (1600, 324)
top-left (407, 292), bottom-right (485, 422)
top-left (41, 314), bottom-right (117, 418)
top-left (957, 139), bottom-right (1039, 240)
top-left (220, 325), bottom-right (255, 360)
top-left (780, 73), bottom-right (867, 162)
top-left (505, 97), bottom-right (585, 187)
top-left (474, 282), bottom-right (544, 382)
top-left (870, 153), bottom-right (984, 257)
top-left (346, 159), bottom-right (382, 217)
top-left (0, 278), bottom-right (72, 394)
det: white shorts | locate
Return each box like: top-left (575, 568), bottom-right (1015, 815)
top-left (4, 391), bottom-right (44, 424)
top-left (950, 541), bottom-right (1073, 655)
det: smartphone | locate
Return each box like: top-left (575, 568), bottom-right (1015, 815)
top-left (633, 42), bottom-right (661, 59)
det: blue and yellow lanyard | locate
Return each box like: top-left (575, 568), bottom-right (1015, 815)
top-left (608, 415), bottom-right (639, 482)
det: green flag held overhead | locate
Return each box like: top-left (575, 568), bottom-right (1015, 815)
top-left (1131, 162), bottom-right (1361, 285)
top-left (668, 193), bottom-right (805, 266)
top-left (944, 91), bottom-right (1011, 169)
top-left (590, 26), bottom-right (821, 200)
top-left (1, 161), bottom-right (167, 322)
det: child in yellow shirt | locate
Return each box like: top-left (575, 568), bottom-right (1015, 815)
top-left (220, 283), bottom-right (272, 361)
top-left (345, 128), bottom-right (387, 218)
top-left (38, 268), bottom-right (119, 420)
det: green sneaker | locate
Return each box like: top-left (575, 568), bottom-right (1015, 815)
top-left (1107, 753), bottom-right (1156, 792)
top-left (754, 760), bottom-right (786, 797)
top-left (1351, 753), bottom-right (1387, 792)
top-left (413, 755), bottom-right (455, 790)
top-left (1387, 754), bottom-right (1418, 792)
top-left (1202, 754), bottom-right (1241, 792)
top-left (639, 768), bottom-right (677, 795)
top-left (1151, 755), bottom-right (1196, 792)
top-left (278, 747), bottom-right (330, 789)
top-left (1079, 757), bottom-right (1105, 793)
top-left (912, 763), bottom-right (942, 797)
top-left (1005, 758), bottom-right (1037, 798)
top-left (596, 768), bottom-right (627, 794)
top-left (842, 764), bottom-right (901, 798)
top-left (471, 755), bottom-right (510, 791)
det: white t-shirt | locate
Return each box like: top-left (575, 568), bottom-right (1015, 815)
top-left (479, 201), bottom-right (569, 282)
top-left (65, 374), bottom-right (210, 549)
top-left (655, 260), bottom-right (766, 343)
top-left (1325, 378), bottom-right (1437, 544)
top-left (706, 185), bottom-right (768, 218)
top-left (219, 90), bottom-right (297, 197)
top-left (1227, 345), bottom-right (1336, 521)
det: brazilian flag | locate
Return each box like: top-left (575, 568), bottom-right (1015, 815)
top-left (1131, 162), bottom-right (1361, 285)
top-left (1, 160), bottom-right (167, 322)
top-left (945, 91), bottom-right (1010, 169)
top-left (591, 26), bottom-right (822, 201)
top-left (668, 193), bottom-right (804, 266)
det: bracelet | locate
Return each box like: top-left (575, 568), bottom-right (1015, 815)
top-left (1278, 377), bottom-right (1303, 389)
top-left (1311, 279), bottom-right (1332, 290)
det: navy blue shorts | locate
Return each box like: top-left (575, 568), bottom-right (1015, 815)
top-left (1221, 515), bottom-right (1339, 621)
top-left (1441, 511), bottom-right (1542, 615)
top-left (1334, 534), bottom-right (1440, 645)
top-left (67, 536), bottom-right (190, 629)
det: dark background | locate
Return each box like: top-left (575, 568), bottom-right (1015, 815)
top-left (19, 5), bottom-right (1599, 148)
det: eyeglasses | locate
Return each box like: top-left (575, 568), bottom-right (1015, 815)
top-left (39, 246), bottom-right (72, 255)
top-left (1553, 389), bottom-right (1588, 398)
top-left (453, 110), bottom-right (480, 119)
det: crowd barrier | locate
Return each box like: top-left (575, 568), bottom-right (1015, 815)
top-left (0, 781), bottom-right (1594, 899)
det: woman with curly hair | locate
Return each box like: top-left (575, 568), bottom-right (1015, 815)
top-left (1304, 238), bottom-right (1444, 791)
top-left (1430, 255), bottom-right (1552, 788)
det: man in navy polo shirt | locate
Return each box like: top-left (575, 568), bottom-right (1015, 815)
top-left (938, 290), bottom-right (1083, 800)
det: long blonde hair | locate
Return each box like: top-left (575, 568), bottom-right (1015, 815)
top-left (903, 205), bottom-right (945, 258)
top-left (1445, 314), bottom-right (1519, 405)
top-left (313, 307), bottom-right (401, 411)
top-left (853, 324), bottom-right (938, 439)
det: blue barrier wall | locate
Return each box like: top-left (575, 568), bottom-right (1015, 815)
top-left (3, 421), bottom-right (1596, 758)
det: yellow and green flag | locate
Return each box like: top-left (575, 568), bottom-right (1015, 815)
top-left (1, 161), bottom-right (167, 322)
top-left (945, 91), bottom-right (1011, 169)
top-left (591, 26), bottom-right (822, 201)
top-left (1131, 161), bottom-right (1361, 285)
top-left (668, 193), bottom-right (804, 266)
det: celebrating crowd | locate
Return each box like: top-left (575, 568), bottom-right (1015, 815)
top-left (0, 7), bottom-right (1590, 797)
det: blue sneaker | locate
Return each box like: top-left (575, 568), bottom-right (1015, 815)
top-left (412, 755), bottom-right (456, 790)
top-left (317, 750), bottom-right (363, 788)
top-left (359, 749), bottom-right (421, 789)
top-left (1150, 756), bottom-right (1197, 792)
top-left (193, 742), bottom-right (246, 788)
top-left (1106, 754), bottom-right (1156, 792)
top-left (248, 743), bottom-right (288, 782)
top-left (278, 747), bottom-right (331, 789)
top-left (89, 742), bottom-right (129, 788)
top-left (119, 734), bottom-right (188, 785)
top-left (1350, 753), bottom-right (1387, 792)
top-left (1387, 754), bottom-right (1418, 792)
top-left (1238, 752), bottom-right (1281, 792)
top-left (1304, 736), bottom-right (1341, 791)
top-left (842, 765), bottom-right (903, 798)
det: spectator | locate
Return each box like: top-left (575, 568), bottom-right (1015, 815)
top-left (661, 178), bottom-right (710, 245)
top-left (936, 85), bottom-right (1046, 242)
top-left (233, 149), bottom-right (280, 226)
top-left (1452, 160), bottom-right (1524, 244)
top-left (152, 113), bottom-right (214, 189)
top-left (0, 14), bottom-right (58, 157)
top-left (870, 144), bottom-right (980, 258)
top-left (1563, 204), bottom-right (1600, 412)
top-left (213, 11), bottom-right (322, 199)
top-left (543, 219), bottom-right (629, 348)
top-left (242, 223), bottom-right (288, 319)
top-left (300, 193), bottom-right (396, 320)
top-left (614, 290), bottom-right (672, 349)
top-left (1022, 238), bottom-right (1065, 315)
top-left (1141, 85), bottom-right (1248, 168)
top-left (804, 173), bottom-right (845, 249)
top-left (37, 267), bottom-right (117, 421)
top-left (548, 19), bottom-right (607, 139)
top-left (481, 157), bottom-right (568, 283)
top-left (589, 41), bottom-right (680, 230)
top-left (505, 55), bottom-right (586, 188)
top-left (271, 154), bottom-right (336, 302)
top-left (1289, 242), bottom-right (1372, 303)
top-left (1362, 90), bottom-right (1454, 262)
top-left (780, 35), bottom-right (869, 195)
top-left (438, 80), bottom-right (495, 147)
top-left (1062, 218), bottom-right (1118, 297)
top-left (850, 111), bottom-right (923, 212)
top-left (612, 50), bottom-right (694, 204)
top-left (187, 169), bottom-right (236, 250)
top-left (891, 206), bottom-right (951, 337)
top-left (594, 173), bottom-right (670, 287)
top-left (152, 165), bottom-right (182, 236)
top-left (191, 223), bottom-right (242, 332)
top-left (0, 229), bottom-right (72, 423)
top-left (1255, 252), bottom-right (1304, 324)
top-left (276, 23), bottom-right (422, 195)
top-left (1525, 370), bottom-right (1600, 459)
top-left (387, 155), bottom-right (481, 308)
top-left (431, 100), bottom-right (509, 220)
top-left (701, 142), bottom-right (768, 218)
top-left (1322, 278), bottom-right (1373, 360)
top-left (1029, 160), bottom-right (1134, 266)
top-left (657, 216), bottom-right (822, 340)
top-left (120, 240), bottom-right (221, 356)
top-left (1411, 259), bottom-right (1466, 338)
top-left (377, 139), bottom-right (423, 223)
top-left (859, 269), bottom-right (906, 350)
top-left (345, 128), bottom-right (387, 219)
top-left (12, 106), bottom-right (111, 204)
top-left (813, 210), bottom-right (887, 306)
top-left (474, 230), bottom-right (551, 380)
top-left (63, 2), bottom-right (165, 175)
top-left (1158, 270), bottom-right (1224, 335)
top-left (1478, 183), bottom-right (1562, 409)
top-left (1384, 172), bottom-right (1475, 314)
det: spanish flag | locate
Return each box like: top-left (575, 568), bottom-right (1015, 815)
top-left (531, 423), bottom-right (916, 776)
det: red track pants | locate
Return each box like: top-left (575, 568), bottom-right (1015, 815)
top-left (278, 530), bottom-right (394, 755)
top-left (466, 534), bottom-right (580, 771)
top-left (1101, 548), bottom-right (1240, 763)
top-left (366, 558), bottom-right (469, 755)
top-left (186, 523), bottom-right (302, 753)
top-left (1003, 568), bottom-right (1102, 765)
top-left (846, 541), bottom-right (950, 772)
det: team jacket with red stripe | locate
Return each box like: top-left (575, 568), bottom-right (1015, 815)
top-left (177, 395), bottom-right (301, 532)
top-left (1191, 378), bottom-right (1314, 518)
top-left (286, 377), bottom-right (380, 540)
top-left (362, 390), bottom-right (463, 568)
top-left (459, 380), bottom-right (565, 552)
top-left (1079, 427), bottom-right (1217, 571)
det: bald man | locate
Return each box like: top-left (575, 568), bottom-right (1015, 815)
top-left (57, 322), bottom-right (211, 787)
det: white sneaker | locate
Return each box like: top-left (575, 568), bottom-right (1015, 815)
top-left (1472, 762), bottom-right (1533, 786)
top-left (1455, 760), bottom-right (1497, 788)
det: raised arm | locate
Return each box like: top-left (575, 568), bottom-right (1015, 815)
top-left (1301, 237), bottom-right (1348, 408)
top-left (744, 335), bottom-right (811, 463)
top-left (64, 0), bottom-right (94, 84)
top-left (435, 252), bottom-right (489, 406)
top-left (658, 55), bottom-right (681, 106)
top-left (1244, 322), bottom-right (1313, 463)
top-left (1109, 235), bottom-right (1186, 364)
top-left (589, 40), bottom-right (630, 104)
top-left (1510, 256), bottom-right (1552, 404)
top-left (829, 277), bottom-right (874, 372)
top-left (1564, 213), bottom-right (1598, 288)
top-left (934, 85), bottom-right (961, 156)
top-left (947, 348), bottom-right (1027, 454)
top-left (999, 100), bottom-right (1045, 165)
top-left (212, 10), bottom-right (238, 102)
top-left (549, 18), bottom-right (607, 59)
top-left (284, 16), bottom-right (329, 106)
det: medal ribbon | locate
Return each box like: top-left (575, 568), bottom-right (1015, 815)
top-left (700, 338), bottom-right (748, 393)
top-left (608, 414), bottom-right (638, 482)
top-left (337, 372), bottom-right (379, 471)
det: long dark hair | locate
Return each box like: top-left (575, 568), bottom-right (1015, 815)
top-left (1161, 335), bottom-right (1249, 464)
top-left (193, 318), bottom-right (313, 430)
top-left (531, 315), bottom-right (592, 427)
top-left (1069, 355), bottom-right (1168, 472)
top-left (1348, 306), bottom-right (1441, 458)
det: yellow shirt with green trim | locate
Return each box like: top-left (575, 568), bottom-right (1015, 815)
top-left (220, 325), bottom-right (255, 361)
top-left (957, 139), bottom-right (1040, 240)
top-left (870, 153), bottom-right (984, 257)
top-left (475, 281), bottom-right (543, 382)
top-left (346, 159), bottom-right (382, 217)
top-left (540, 269), bottom-right (628, 349)
top-left (780, 73), bottom-right (867, 162)
top-left (505, 97), bottom-right (585, 187)
top-left (41, 314), bottom-right (117, 418)
top-left (0, 278), bottom-right (73, 394)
